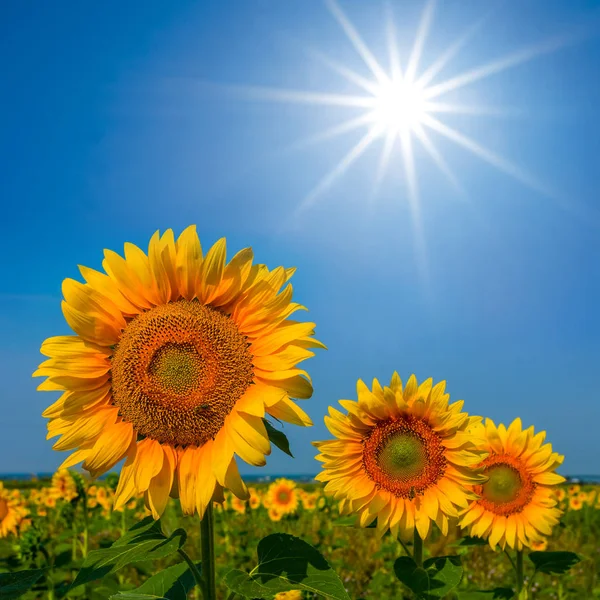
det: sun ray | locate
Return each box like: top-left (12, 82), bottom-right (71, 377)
top-left (413, 124), bottom-right (465, 197)
top-left (416, 11), bottom-right (492, 88)
top-left (405, 0), bottom-right (436, 84)
top-left (423, 31), bottom-right (582, 100)
top-left (295, 128), bottom-right (380, 214)
top-left (425, 102), bottom-right (525, 117)
top-left (384, 0), bottom-right (403, 80)
top-left (369, 130), bottom-right (397, 205)
top-left (285, 112), bottom-right (375, 153)
top-left (217, 83), bottom-right (373, 108)
top-left (421, 113), bottom-right (556, 198)
top-left (325, 0), bottom-right (390, 84)
top-left (305, 47), bottom-right (381, 95)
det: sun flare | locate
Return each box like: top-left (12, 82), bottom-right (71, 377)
top-left (370, 78), bottom-right (428, 135)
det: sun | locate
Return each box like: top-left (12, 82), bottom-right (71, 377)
top-left (370, 78), bottom-right (428, 135)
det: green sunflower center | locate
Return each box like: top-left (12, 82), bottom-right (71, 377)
top-left (111, 300), bottom-right (254, 447)
top-left (378, 432), bottom-right (427, 480)
top-left (482, 465), bottom-right (522, 504)
top-left (0, 498), bottom-right (8, 521)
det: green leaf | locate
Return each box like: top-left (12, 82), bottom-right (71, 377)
top-left (393, 556), bottom-right (463, 599)
top-left (393, 557), bottom-right (429, 597)
top-left (72, 518), bottom-right (187, 588)
top-left (224, 533), bottom-right (350, 599)
top-left (460, 589), bottom-right (515, 599)
top-left (263, 420), bottom-right (294, 458)
top-left (0, 569), bottom-right (46, 600)
top-left (528, 551), bottom-right (581, 574)
top-left (110, 561), bottom-right (198, 600)
top-left (454, 536), bottom-right (489, 547)
top-left (422, 556), bottom-right (463, 597)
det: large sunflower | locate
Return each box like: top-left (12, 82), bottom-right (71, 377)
top-left (34, 226), bottom-right (323, 519)
top-left (0, 483), bottom-right (27, 538)
top-left (459, 418), bottom-right (564, 550)
top-left (313, 374), bottom-right (486, 539)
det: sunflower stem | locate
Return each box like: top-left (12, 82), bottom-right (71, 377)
top-left (178, 548), bottom-right (207, 597)
top-left (201, 502), bottom-right (217, 600)
top-left (516, 549), bottom-right (524, 593)
top-left (413, 529), bottom-right (423, 568)
top-left (397, 535), bottom-right (413, 558)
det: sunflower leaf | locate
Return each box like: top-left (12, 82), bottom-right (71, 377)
top-left (263, 420), bottom-right (294, 458)
top-left (109, 560), bottom-right (198, 600)
top-left (223, 533), bottom-right (350, 599)
top-left (0, 569), bottom-right (46, 600)
top-left (454, 536), bottom-right (489, 547)
top-left (528, 551), bottom-right (581, 574)
top-left (71, 518), bottom-right (186, 589)
top-left (394, 555), bottom-right (463, 599)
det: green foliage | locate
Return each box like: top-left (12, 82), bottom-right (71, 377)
top-left (109, 561), bottom-right (198, 600)
top-left (224, 533), bottom-right (351, 599)
top-left (460, 589), bottom-right (515, 599)
top-left (71, 518), bottom-right (186, 589)
top-left (528, 551), bottom-right (581, 575)
top-left (0, 568), bottom-right (46, 600)
top-left (393, 555), bottom-right (463, 599)
top-left (263, 419), bottom-right (294, 458)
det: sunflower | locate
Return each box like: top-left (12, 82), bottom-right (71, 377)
top-left (568, 484), bottom-right (580, 495)
top-left (0, 483), bottom-right (27, 538)
top-left (531, 538), bottom-right (548, 552)
top-left (34, 226), bottom-right (323, 519)
top-left (268, 506), bottom-right (283, 521)
top-left (314, 374), bottom-right (485, 539)
top-left (248, 487), bottom-right (261, 510)
top-left (267, 478), bottom-right (299, 515)
top-left (554, 488), bottom-right (566, 502)
top-left (275, 592), bottom-right (303, 600)
top-left (301, 492), bottom-right (317, 510)
top-left (569, 496), bottom-right (583, 511)
top-left (231, 496), bottom-right (247, 514)
top-left (50, 470), bottom-right (78, 502)
top-left (459, 418), bottom-right (564, 550)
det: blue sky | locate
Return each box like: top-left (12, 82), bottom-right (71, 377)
top-left (1, 0), bottom-right (599, 477)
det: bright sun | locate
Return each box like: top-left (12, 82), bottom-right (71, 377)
top-left (371, 78), bottom-right (427, 134)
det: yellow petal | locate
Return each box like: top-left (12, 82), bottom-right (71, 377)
top-left (147, 445), bottom-right (177, 519)
top-left (133, 438), bottom-right (164, 492)
top-left (175, 225), bottom-right (202, 300)
top-left (267, 397), bottom-right (312, 427)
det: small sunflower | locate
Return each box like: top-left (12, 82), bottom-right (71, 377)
top-left (231, 496), bottom-right (247, 514)
top-left (301, 492), bottom-right (318, 510)
top-left (268, 506), bottom-right (283, 521)
top-left (569, 496), bottom-right (583, 511)
top-left (275, 592), bottom-right (303, 600)
top-left (531, 538), bottom-right (548, 552)
top-left (460, 418), bottom-right (564, 550)
top-left (568, 484), bottom-right (580, 495)
top-left (248, 487), bottom-right (261, 510)
top-left (50, 470), bottom-right (78, 502)
top-left (0, 483), bottom-right (27, 538)
top-left (34, 226), bottom-right (323, 519)
top-left (267, 478), bottom-right (299, 515)
top-left (314, 374), bottom-right (485, 539)
top-left (554, 488), bottom-right (566, 502)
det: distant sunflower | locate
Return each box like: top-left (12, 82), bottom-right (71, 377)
top-left (314, 374), bottom-right (485, 539)
top-left (568, 496), bottom-right (583, 511)
top-left (554, 488), bottom-right (566, 502)
top-left (248, 487), bottom-right (261, 510)
top-left (34, 226), bottom-right (323, 519)
top-left (0, 483), bottom-right (27, 538)
top-left (275, 592), bottom-right (303, 600)
top-left (231, 496), bottom-right (247, 514)
top-left (268, 506), bottom-right (283, 521)
top-left (459, 418), bottom-right (564, 550)
top-left (301, 493), bottom-right (317, 510)
top-left (50, 470), bottom-right (78, 502)
top-left (267, 478), bottom-right (299, 515)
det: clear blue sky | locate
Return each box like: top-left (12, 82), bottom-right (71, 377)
top-left (1, 0), bottom-right (599, 477)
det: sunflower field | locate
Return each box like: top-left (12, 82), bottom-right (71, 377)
top-left (0, 227), bottom-right (595, 599)
top-left (0, 474), bottom-right (598, 599)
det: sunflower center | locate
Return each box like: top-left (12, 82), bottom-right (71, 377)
top-left (482, 465), bottom-right (521, 504)
top-left (0, 498), bottom-right (8, 520)
top-left (278, 491), bottom-right (290, 503)
top-left (378, 432), bottom-right (427, 480)
top-left (363, 415), bottom-right (446, 498)
top-left (111, 300), bottom-right (254, 447)
top-left (476, 454), bottom-right (536, 516)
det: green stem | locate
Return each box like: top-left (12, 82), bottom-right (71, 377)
top-left (226, 593), bottom-right (237, 600)
top-left (516, 550), bottom-right (524, 593)
top-left (178, 548), bottom-right (207, 598)
top-left (504, 549), bottom-right (518, 575)
top-left (201, 503), bottom-right (217, 600)
top-left (398, 535), bottom-right (413, 558)
top-left (39, 546), bottom-right (55, 600)
top-left (413, 529), bottom-right (423, 568)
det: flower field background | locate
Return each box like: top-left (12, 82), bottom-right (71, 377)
top-left (1, 473), bottom-right (598, 599)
